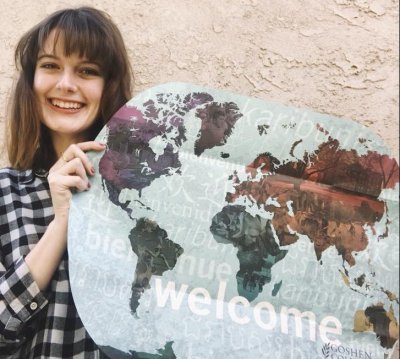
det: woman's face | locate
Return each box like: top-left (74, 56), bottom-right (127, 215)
top-left (33, 30), bottom-right (105, 144)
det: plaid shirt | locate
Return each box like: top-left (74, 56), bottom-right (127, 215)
top-left (0, 168), bottom-right (105, 358)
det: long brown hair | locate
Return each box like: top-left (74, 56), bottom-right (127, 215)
top-left (7, 7), bottom-right (133, 171)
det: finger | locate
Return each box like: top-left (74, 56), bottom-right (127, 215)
top-left (49, 173), bottom-right (89, 193)
top-left (62, 142), bottom-right (105, 161)
top-left (62, 142), bottom-right (105, 175)
top-left (61, 144), bottom-right (94, 176)
top-left (62, 175), bottom-right (90, 192)
top-left (50, 158), bottom-right (90, 193)
top-left (58, 157), bottom-right (89, 188)
top-left (76, 141), bottom-right (106, 152)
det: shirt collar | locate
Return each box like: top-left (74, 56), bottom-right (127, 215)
top-left (18, 168), bottom-right (48, 184)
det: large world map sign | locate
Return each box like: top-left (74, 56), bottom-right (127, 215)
top-left (68, 83), bottom-right (399, 359)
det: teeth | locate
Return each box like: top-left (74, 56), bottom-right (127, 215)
top-left (51, 99), bottom-right (83, 109)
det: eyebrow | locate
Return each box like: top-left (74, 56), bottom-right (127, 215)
top-left (37, 54), bottom-right (59, 61)
top-left (37, 53), bottom-right (101, 67)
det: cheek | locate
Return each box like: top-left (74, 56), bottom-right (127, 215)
top-left (32, 84), bottom-right (45, 110)
top-left (91, 80), bottom-right (105, 106)
top-left (32, 78), bottom-right (41, 97)
top-left (33, 73), bottom-right (50, 98)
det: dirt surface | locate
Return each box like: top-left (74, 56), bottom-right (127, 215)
top-left (0, 0), bottom-right (398, 166)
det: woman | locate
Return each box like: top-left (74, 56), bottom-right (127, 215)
top-left (0, 7), bottom-right (133, 358)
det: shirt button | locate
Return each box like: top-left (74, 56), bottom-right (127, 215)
top-left (30, 302), bottom-right (38, 311)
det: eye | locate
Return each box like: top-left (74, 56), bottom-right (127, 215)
top-left (79, 67), bottom-right (101, 77)
top-left (39, 62), bottom-right (59, 70)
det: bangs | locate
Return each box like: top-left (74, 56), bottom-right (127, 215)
top-left (37, 9), bottom-right (112, 71)
top-left (11, 6), bottom-right (132, 170)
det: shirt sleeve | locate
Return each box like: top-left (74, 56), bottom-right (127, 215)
top-left (0, 256), bottom-right (49, 345)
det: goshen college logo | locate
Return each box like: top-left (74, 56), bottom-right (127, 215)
top-left (321, 343), bottom-right (373, 359)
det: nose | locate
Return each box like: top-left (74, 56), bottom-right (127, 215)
top-left (56, 70), bottom-right (78, 92)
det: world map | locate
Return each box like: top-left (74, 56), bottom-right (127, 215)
top-left (68, 83), bottom-right (399, 359)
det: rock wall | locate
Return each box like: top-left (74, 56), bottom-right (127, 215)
top-left (0, 0), bottom-right (398, 166)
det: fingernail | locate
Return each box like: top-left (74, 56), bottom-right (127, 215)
top-left (87, 182), bottom-right (91, 190)
top-left (99, 143), bottom-right (106, 147)
top-left (91, 166), bottom-right (95, 175)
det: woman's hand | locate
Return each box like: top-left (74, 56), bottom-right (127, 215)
top-left (26, 141), bottom-right (106, 290)
top-left (48, 141), bottom-right (105, 219)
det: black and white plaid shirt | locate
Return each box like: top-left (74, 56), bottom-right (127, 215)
top-left (0, 168), bottom-right (105, 358)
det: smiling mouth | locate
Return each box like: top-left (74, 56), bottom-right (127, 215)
top-left (48, 98), bottom-right (84, 110)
